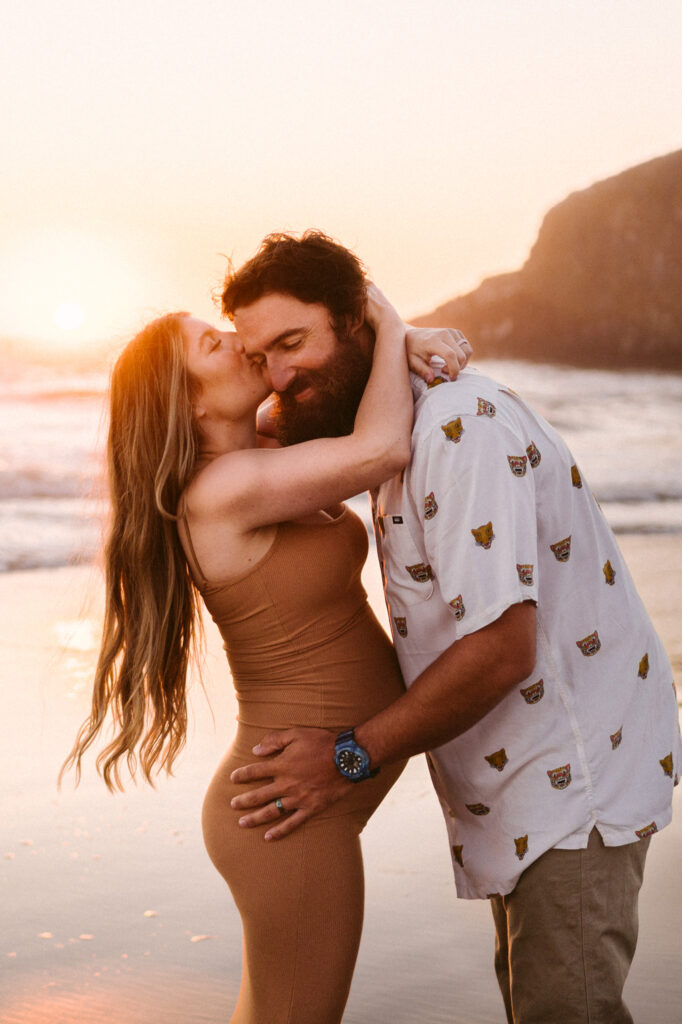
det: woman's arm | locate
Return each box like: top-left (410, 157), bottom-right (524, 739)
top-left (192, 285), bottom-right (412, 529)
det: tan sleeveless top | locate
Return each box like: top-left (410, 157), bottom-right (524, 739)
top-left (181, 506), bottom-right (405, 731)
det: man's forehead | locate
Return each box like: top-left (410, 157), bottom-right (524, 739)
top-left (233, 293), bottom-right (332, 352)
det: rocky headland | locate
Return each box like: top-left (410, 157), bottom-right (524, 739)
top-left (414, 150), bottom-right (682, 370)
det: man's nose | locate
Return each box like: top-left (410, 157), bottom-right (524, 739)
top-left (267, 358), bottom-right (297, 393)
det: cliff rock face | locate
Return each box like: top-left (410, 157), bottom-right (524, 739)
top-left (414, 150), bottom-right (682, 370)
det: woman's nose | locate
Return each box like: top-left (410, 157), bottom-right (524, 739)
top-left (225, 333), bottom-right (244, 354)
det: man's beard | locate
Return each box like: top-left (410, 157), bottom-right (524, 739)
top-left (272, 338), bottom-right (373, 446)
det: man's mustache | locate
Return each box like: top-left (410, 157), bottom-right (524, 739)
top-left (278, 371), bottom-right (324, 399)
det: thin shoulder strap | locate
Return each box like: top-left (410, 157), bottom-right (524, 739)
top-left (177, 495), bottom-right (209, 591)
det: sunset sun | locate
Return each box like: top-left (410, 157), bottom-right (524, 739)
top-left (0, 226), bottom-right (168, 353)
top-left (53, 301), bottom-right (85, 331)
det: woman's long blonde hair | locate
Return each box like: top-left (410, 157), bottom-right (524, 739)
top-left (62, 313), bottom-right (202, 791)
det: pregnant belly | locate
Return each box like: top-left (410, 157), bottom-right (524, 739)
top-left (230, 612), bottom-right (405, 731)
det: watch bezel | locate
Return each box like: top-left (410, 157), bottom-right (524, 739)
top-left (334, 729), bottom-right (377, 782)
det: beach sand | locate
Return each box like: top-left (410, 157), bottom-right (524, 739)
top-left (2, 534), bottom-right (681, 1023)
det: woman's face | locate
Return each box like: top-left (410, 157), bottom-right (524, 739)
top-left (183, 317), bottom-right (270, 419)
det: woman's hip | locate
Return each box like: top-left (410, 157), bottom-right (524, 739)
top-left (201, 724), bottom-right (406, 874)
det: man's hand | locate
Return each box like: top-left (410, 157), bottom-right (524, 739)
top-left (230, 727), bottom-right (351, 841)
top-left (405, 326), bottom-right (472, 383)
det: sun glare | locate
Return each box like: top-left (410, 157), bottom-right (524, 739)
top-left (0, 227), bottom-right (171, 351)
top-left (53, 301), bottom-right (85, 331)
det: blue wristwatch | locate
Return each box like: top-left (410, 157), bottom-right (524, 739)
top-left (334, 729), bottom-right (379, 782)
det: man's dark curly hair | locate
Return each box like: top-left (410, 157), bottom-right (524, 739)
top-left (221, 230), bottom-right (368, 333)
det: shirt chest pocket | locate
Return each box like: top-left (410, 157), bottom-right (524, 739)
top-left (376, 510), bottom-right (435, 608)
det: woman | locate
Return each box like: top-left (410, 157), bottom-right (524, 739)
top-left (63, 287), bottom-right (467, 1023)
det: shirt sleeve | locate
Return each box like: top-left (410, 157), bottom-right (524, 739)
top-left (408, 410), bottom-right (539, 639)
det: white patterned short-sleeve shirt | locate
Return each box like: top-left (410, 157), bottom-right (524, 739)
top-left (373, 368), bottom-right (681, 899)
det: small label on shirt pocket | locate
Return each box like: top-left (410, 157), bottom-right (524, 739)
top-left (379, 510), bottom-right (434, 605)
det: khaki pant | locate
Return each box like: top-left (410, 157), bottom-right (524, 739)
top-left (490, 828), bottom-right (650, 1023)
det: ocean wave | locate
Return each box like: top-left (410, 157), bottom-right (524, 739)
top-left (602, 500), bottom-right (682, 535)
top-left (0, 469), bottom-right (101, 501)
top-left (1, 494), bottom-right (681, 573)
top-left (0, 368), bottom-right (107, 401)
top-left (592, 484), bottom-right (682, 504)
top-left (0, 498), bottom-right (105, 572)
top-left (1, 358), bottom-right (680, 571)
top-left (3, 473), bottom-right (682, 508)
top-left (5, 387), bottom-right (108, 402)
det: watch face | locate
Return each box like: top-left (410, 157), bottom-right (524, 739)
top-left (337, 748), bottom-right (365, 777)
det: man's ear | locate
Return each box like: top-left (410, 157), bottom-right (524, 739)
top-left (346, 306), bottom-right (365, 338)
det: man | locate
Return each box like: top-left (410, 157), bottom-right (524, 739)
top-left (222, 231), bottom-right (681, 1023)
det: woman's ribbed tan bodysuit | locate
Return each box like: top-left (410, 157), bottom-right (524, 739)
top-left (186, 506), bottom-right (406, 1024)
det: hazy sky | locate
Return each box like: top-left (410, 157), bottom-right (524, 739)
top-left (1, 0), bottom-right (680, 350)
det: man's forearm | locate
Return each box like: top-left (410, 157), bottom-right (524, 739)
top-left (356, 601), bottom-right (537, 767)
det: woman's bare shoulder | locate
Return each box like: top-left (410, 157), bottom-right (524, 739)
top-left (183, 449), bottom-right (260, 518)
top-left (180, 467), bottom-right (277, 583)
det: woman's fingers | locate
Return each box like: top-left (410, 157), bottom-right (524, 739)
top-left (407, 352), bottom-right (435, 382)
top-left (364, 281), bottom-right (402, 331)
top-left (426, 331), bottom-right (468, 369)
top-left (405, 327), bottom-right (472, 382)
top-left (454, 333), bottom-right (473, 369)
